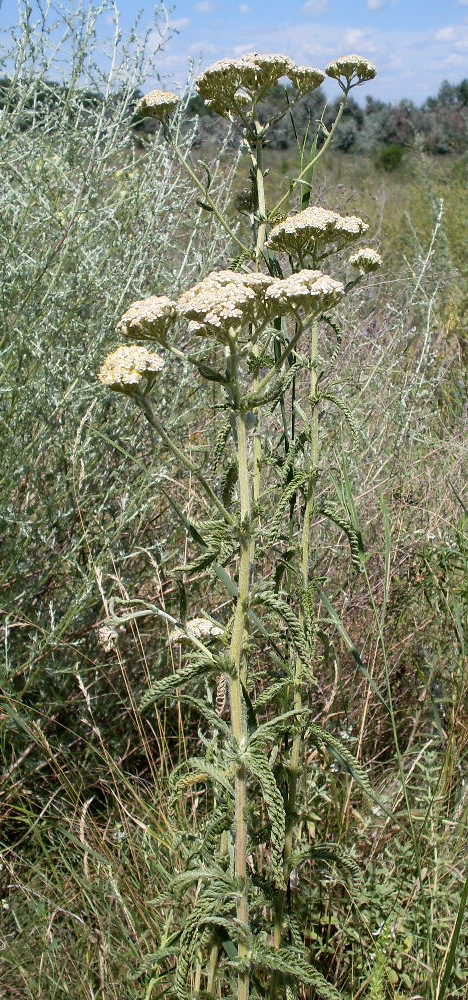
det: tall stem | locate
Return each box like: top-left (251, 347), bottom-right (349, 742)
top-left (228, 340), bottom-right (252, 1000)
top-left (250, 127), bottom-right (268, 504)
top-left (270, 320), bottom-right (319, 1000)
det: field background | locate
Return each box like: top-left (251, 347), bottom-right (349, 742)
top-left (1, 5), bottom-right (467, 998)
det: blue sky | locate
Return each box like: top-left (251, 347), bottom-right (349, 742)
top-left (156, 0), bottom-right (468, 103)
top-left (1, 1), bottom-right (468, 104)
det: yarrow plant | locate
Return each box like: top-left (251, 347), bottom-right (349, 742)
top-left (97, 50), bottom-right (381, 1000)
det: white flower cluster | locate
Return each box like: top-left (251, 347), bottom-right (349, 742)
top-left (325, 54), bottom-right (376, 86)
top-left (97, 345), bottom-right (164, 390)
top-left (265, 270), bottom-right (344, 313)
top-left (170, 617), bottom-right (224, 642)
top-left (267, 206), bottom-right (368, 256)
top-left (349, 248), bottom-right (382, 273)
top-left (134, 89), bottom-right (180, 121)
top-left (177, 269), bottom-right (276, 342)
top-left (196, 53), bottom-right (324, 117)
top-left (98, 258), bottom-right (356, 386)
top-left (116, 295), bottom-right (178, 345)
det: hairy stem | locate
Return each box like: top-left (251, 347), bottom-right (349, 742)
top-left (251, 126), bottom-right (268, 504)
top-left (270, 320), bottom-right (319, 999)
top-left (228, 339), bottom-right (252, 1000)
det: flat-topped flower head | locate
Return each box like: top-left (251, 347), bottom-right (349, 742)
top-left (239, 52), bottom-right (296, 91)
top-left (97, 345), bottom-right (164, 391)
top-left (196, 57), bottom-right (255, 105)
top-left (265, 270), bottom-right (344, 314)
top-left (116, 296), bottom-right (178, 346)
top-left (134, 89), bottom-right (180, 121)
top-left (288, 66), bottom-right (325, 97)
top-left (196, 53), bottom-right (317, 115)
top-left (170, 617), bottom-right (224, 642)
top-left (267, 206), bottom-right (368, 258)
top-left (334, 214), bottom-right (369, 238)
top-left (325, 54), bottom-right (376, 87)
top-left (178, 269), bottom-right (275, 342)
top-left (349, 248), bottom-right (382, 273)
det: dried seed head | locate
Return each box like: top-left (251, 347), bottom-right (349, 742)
top-left (288, 66), bottom-right (325, 97)
top-left (97, 345), bottom-right (164, 391)
top-left (97, 626), bottom-right (119, 652)
top-left (134, 89), bottom-right (180, 120)
top-left (170, 617), bottom-right (224, 642)
top-left (325, 54), bottom-right (376, 86)
top-left (349, 248), bottom-right (382, 272)
top-left (178, 269), bottom-right (275, 342)
top-left (265, 270), bottom-right (344, 313)
top-left (267, 206), bottom-right (368, 255)
top-left (116, 296), bottom-right (178, 346)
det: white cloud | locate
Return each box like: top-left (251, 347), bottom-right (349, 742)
top-left (343, 28), bottom-right (376, 53)
top-left (195, 2), bottom-right (214, 12)
top-left (168, 18), bottom-right (190, 31)
top-left (302, 0), bottom-right (329, 15)
top-left (239, 3), bottom-right (250, 13)
top-left (366, 0), bottom-right (390, 10)
top-left (435, 26), bottom-right (457, 42)
top-left (147, 11), bottom-right (468, 106)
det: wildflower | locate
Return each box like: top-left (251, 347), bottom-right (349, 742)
top-left (170, 617), bottom-right (224, 642)
top-left (116, 296), bottom-right (178, 346)
top-left (349, 248), bottom-right (382, 273)
top-left (325, 54), bottom-right (376, 86)
top-left (196, 57), bottom-right (255, 105)
top-left (97, 345), bottom-right (164, 391)
top-left (134, 89), bottom-right (180, 121)
top-left (288, 66), bottom-right (325, 97)
top-left (178, 269), bottom-right (275, 342)
top-left (267, 206), bottom-right (368, 257)
top-left (239, 53), bottom-right (296, 91)
top-left (265, 270), bottom-right (344, 313)
top-left (196, 53), bottom-right (298, 109)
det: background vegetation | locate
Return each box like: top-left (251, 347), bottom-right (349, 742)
top-left (1, 3), bottom-right (467, 998)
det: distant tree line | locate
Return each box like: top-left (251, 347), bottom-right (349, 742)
top-left (188, 78), bottom-right (468, 163)
top-left (2, 73), bottom-right (467, 163)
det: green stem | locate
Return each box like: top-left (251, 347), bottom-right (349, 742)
top-left (134, 392), bottom-right (234, 526)
top-left (228, 340), bottom-right (252, 1000)
top-left (254, 315), bottom-right (305, 397)
top-left (251, 127), bottom-right (268, 504)
top-left (270, 94), bottom-right (348, 218)
top-left (270, 320), bottom-right (319, 1000)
